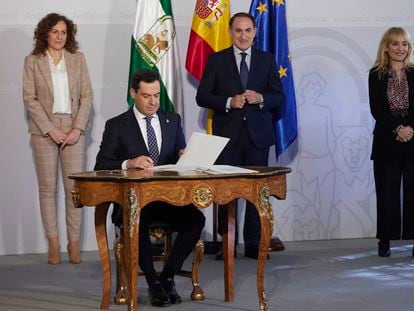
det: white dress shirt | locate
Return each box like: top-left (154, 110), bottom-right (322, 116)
top-left (121, 106), bottom-right (162, 169)
top-left (226, 45), bottom-right (252, 110)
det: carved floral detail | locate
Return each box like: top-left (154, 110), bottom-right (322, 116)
top-left (192, 187), bottom-right (213, 208)
top-left (127, 188), bottom-right (139, 239)
top-left (259, 184), bottom-right (274, 235)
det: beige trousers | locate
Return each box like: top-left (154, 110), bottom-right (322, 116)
top-left (30, 114), bottom-right (86, 241)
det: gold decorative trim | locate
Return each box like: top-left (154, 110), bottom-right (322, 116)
top-left (127, 188), bottom-right (139, 239)
top-left (193, 187), bottom-right (213, 208)
top-left (260, 290), bottom-right (270, 311)
top-left (71, 186), bottom-right (80, 207)
top-left (259, 184), bottom-right (274, 235)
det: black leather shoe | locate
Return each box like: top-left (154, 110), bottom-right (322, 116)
top-left (214, 248), bottom-right (237, 261)
top-left (148, 281), bottom-right (171, 307)
top-left (161, 278), bottom-right (182, 304)
top-left (378, 240), bottom-right (390, 257)
top-left (244, 245), bottom-right (270, 260)
top-left (269, 237), bottom-right (285, 252)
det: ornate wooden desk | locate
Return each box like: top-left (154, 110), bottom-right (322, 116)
top-left (69, 167), bottom-right (291, 311)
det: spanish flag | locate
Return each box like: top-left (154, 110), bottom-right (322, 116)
top-left (185, 0), bottom-right (232, 133)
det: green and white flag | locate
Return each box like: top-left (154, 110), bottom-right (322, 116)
top-left (127, 0), bottom-right (183, 116)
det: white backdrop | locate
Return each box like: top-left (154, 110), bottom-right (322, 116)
top-left (0, 0), bottom-right (413, 255)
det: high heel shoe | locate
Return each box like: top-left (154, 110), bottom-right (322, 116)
top-left (378, 240), bottom-right (390, 257)
top-left (67, 241), bottom-right (81, 264)
top-left (48, 237), bottom-right (61, 265)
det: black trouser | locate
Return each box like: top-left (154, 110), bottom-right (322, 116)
top-left (374, 157), bottom-right (414, 240)
top-left (138, 202), bottom-right (205, 284)
top-left (215, 124), bottom-right (269, 248)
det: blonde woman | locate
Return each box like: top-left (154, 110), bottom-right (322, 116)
top-left (369, 27), bottom-right (414, 257)
top-left (23, 13), bottom-right (93, 264)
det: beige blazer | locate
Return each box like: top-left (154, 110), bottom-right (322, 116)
top-left (23, 50), bottom-right (93, 135)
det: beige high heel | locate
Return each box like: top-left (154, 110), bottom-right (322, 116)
top-left (48, 237), bottom-right (61, 265)
top-left (67, 241), bottom-right (81, 264)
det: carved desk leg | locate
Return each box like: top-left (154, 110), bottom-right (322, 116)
top-left (191, 240), bottom-right (206, 301)
top-left (95, 203), bottom-right (111, 310)
top-left (222, 200), bottom-right (236, 302)
top-left (257, 184), bottom-right (273, 311)
top-left (114, 228), bottom-right (127, 305)
top-left (123, 188), bottom-right (140, 311)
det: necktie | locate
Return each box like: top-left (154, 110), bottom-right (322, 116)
top-left (240, 52), bottom-right (249, 89)
top-left (145, 116), bottom-right (159, 164)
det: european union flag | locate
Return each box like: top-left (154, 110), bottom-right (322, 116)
top-left (249, 0), bottom-right (297, 159)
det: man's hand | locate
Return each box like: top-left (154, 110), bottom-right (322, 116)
top-left (230, 94), bottom-right (246, 109)
top-left (61, 128), bottom-right (82, 149)
top-left (48, 128), bottom-right (68, 145)
top-left (243, 90), bottom-right (263, 105)
top-left (126, 155), bottom-right (154, 169)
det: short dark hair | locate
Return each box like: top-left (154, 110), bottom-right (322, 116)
top-left (32, 13), bottom-right (78, 55)
top-left (130, 70), bottom-right (160, 91)
top-left (229, 12), bottom-right (256, 28)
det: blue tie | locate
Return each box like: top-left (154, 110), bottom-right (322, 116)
top-left (240, 52), bottom-right (248, 89)
top-left (145, 116), bottom-right (159, 164)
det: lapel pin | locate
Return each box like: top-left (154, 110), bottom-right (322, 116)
top-left (166, 119), bottom-right (170, 123)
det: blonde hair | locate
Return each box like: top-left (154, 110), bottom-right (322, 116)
top-left (373, 27), bottom-right (414, 77)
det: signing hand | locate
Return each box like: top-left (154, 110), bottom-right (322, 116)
top-left (126, 155), bottom-right (154, 170)
top-left (48, 128), bottom-right (68, 145)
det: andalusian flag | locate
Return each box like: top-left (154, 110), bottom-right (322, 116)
top-left (185, 0), bottom-right (232, 133)
top-left (127, 0), bottom-right (183, 116)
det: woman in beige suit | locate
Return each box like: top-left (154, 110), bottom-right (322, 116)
top-left (23, 13), bottom-right (93, 264)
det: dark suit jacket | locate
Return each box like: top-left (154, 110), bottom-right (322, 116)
top-left (95, 108), bottom-right (186, 170)
top-left (369, 67), bottom-right (414, 162)
top-left (196, 46), bottom-right (285, 149)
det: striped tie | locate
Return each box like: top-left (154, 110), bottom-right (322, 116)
top-left (145, 116), bottom-right (159, 164)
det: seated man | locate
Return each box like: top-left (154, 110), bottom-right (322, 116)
top-left (94, 69), bottom-right (205, 307)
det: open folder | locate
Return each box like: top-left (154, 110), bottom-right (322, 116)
top-left (154, 132), bottom-right (258, 174)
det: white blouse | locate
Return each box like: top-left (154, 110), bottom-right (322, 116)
top-left (47, 51), bottom-right (71, 114)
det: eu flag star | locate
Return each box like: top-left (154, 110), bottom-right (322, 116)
top-left (273, 0), bottom-right (285, 7)
top-left (278, 65), bottom-right (288, 78)
top-left (256, 2), bottom-right (268, 14)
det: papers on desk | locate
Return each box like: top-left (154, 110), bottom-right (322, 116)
top-left (155, 164), bottom-right (258, 174)
top-left (153, 132), bottom-right (258, 174)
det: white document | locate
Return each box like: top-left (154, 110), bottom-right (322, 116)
top-left (154, 132), bottom-right (258, 174)
top-left (176, 132), bottom-right (229, 166)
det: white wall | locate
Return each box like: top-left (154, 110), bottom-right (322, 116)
top-left (0, 0), bottom-right (413, 255)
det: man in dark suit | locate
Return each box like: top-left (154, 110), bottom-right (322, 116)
top-left (95, 70), bottom-right (205, 307)
top-left (196, 12), bottom-right (285, 259)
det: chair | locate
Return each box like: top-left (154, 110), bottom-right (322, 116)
top-left (113, 222), bottom-right (205, 305)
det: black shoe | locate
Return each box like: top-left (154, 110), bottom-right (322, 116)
top-left (269, 237), bottom-right (285, 252)
top-left (148, 281), bottom-right (171, 307)
top-left (378, 240), bottom-right (390, 257)
top-left (214, 247), bottom-right (237, 261)
top-left (161, 278), bottom-right (182, 304)
top-left (244, 245), bottom-right (270, 260)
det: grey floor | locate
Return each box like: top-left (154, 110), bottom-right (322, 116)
top-left (1, 238), bottom-right (413, 311)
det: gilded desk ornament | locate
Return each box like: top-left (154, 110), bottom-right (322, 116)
top-left (71, 186), bottom-right (80, 207)
top-left (192, 187), bottom-right (213, 208)
top-left (260, 290), bottom-right (270, 311)
top-left (126, 188), bottom-right (139, 239)
top-left (259, 184), bottom-right (274, 235)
